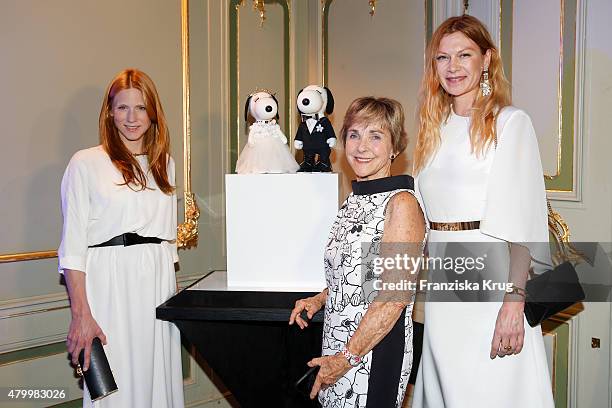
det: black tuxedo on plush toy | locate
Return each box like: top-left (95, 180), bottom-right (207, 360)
top-left (294, 86), bottom-right (336, 172)
top-left (295, 116), bottom-right (335, 172)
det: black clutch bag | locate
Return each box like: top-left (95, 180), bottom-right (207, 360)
top-left (524, 261), bottom-right (585, 327)
top-left (77, 337), bottom-right (118, 401)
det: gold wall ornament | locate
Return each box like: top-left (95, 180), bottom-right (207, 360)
top-left (547, 201), bottom-right (584, 265)
top-left (238, 0), bottom-right (267, 27)
top-left (178, 0), bottom-right (200, 249)
top-left (369, 0), bottom-right (376, 17)
top-left (177, 192), bottom-right (200, 249)
top-left (253, 0), bottom-right (266, 27)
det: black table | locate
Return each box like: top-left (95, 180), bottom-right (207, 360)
top-left (156, 271), bottom-right (324, 408)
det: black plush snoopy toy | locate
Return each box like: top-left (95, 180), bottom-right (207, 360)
top-left (294, 85), bottom-right (336, 172)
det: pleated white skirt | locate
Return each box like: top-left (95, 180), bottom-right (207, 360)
top-left (83, 242), bottom-right (184, 408)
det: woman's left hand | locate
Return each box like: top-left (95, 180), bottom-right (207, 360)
top-left (307, 354), bottom-right (352, 399)
top-left (490, 296), bottom-right (525, 358)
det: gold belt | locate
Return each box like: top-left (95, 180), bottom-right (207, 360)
top-left (430, 221), bottom-right (480, 231)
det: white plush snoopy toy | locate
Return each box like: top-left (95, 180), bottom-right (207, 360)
top-left (294, 85), bottom-right (336, 172)
top-left (235, 90), bottom-right (299, 174)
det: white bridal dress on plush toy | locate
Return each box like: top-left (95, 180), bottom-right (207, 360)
top-left (412, 107), bottom-right (555, 408)
top-left (236, 120), bottom-right (299, 174)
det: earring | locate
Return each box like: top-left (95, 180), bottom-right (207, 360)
top-left (390, 154), bottom-right (396, 160)
top-left (480, 69), bottom-right (492, 96)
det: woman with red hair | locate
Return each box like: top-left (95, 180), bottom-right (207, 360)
top-left (59, 69), bottom-right (184, 407)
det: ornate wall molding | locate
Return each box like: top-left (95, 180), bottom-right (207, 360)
top-left (429, 0), bottom-right (585, 201)
top-left (229, 0), bottom-right (292, 172)
top-left (506, 0), bottom-right (584, 200)
top-left (1, 0), bottom-right (201, 262)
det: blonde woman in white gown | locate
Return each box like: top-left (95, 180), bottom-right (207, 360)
top-left (411, 16), bottom-right (554, 407)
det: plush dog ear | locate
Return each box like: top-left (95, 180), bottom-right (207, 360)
top-left (270, 94), bottom-right (280, 120)
top-left (244, 95), bottom-right (253, 122)
top-left (296, 88), bottom-right (304, 114)
top-left (324, 87), bottom-right (334, 114)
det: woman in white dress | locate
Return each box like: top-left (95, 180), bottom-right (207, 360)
top-left (412, 16), bottom-right (555, 407)
top-left (289, 97), bottom-right (426, 407)
top-left (59, 69), bottom-right (185, 407)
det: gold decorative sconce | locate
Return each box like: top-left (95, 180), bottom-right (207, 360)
top-left (369, 0), bottom-right (376, 17)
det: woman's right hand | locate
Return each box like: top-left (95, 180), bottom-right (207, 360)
top-left (66, 312), bottom-right (107, 371)
top-left (289, 293), bottom-right (325, 329)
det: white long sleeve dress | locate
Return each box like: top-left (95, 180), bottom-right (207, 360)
top-left (58, 145), bottom-right (185, 408)
top-left (412, 107), bottom-right (555, 408)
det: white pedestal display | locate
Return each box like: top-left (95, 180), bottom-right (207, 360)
top-left (225, 173), bottom-right (339, 291)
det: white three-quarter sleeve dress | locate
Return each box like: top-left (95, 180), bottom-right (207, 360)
top-left (412, 107), bottom-right (555, 408)
top-left (58, 145), bottom-right (185, 408)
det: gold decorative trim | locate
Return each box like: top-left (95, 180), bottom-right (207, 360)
top-left (321, 0), bottom-right (328, 86)
top-left (231, 0), bottom-right (291, 161)
top-left (177, 0), bottom-right (200, 249)
top-left (3, 1), bottom-right (199, 258)
top-left (177, 192), bottom-right (200, 249)
top-left (546, 0), bottom-right (565, 181)
top-left (543, 326), bottom-right (558, 396)
top-left (554, 303), bottom-right (584, 320)
top-left (500, 0), bottom-right (581, 197)
top-left (0, 250), bottom-right (57, 264)
top-left (369, 0), bottom-right (377, 17)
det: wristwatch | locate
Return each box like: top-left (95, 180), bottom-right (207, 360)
top-left (341, 346), bottom-right (362, 367)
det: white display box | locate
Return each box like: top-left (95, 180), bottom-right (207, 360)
top-left (225, 173), bottom-right (339, 291)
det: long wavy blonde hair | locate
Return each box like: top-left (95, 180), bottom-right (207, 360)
top-left (413, 15), bottom-right (511, 173)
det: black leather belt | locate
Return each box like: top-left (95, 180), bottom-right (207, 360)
top-left (89, 233), bottom-right (164, 248)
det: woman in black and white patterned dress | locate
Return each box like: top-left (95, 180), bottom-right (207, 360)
top-left (290, 97), bottom-right (426, 407)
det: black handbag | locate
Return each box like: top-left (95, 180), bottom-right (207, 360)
top-left (524, 260), bottom-right (585, 327)
top-left (77, 337), bottom-right (118, 401)
top-left (524, 201), bottom-right (585, 327)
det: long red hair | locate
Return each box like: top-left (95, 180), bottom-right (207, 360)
top-left (413, 15), bottom-right (511, 173)
top-left (99, 68), bottom-right (174, 194)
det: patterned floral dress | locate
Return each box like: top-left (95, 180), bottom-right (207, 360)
top-left (319, 175), bottom-right (418, 408)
